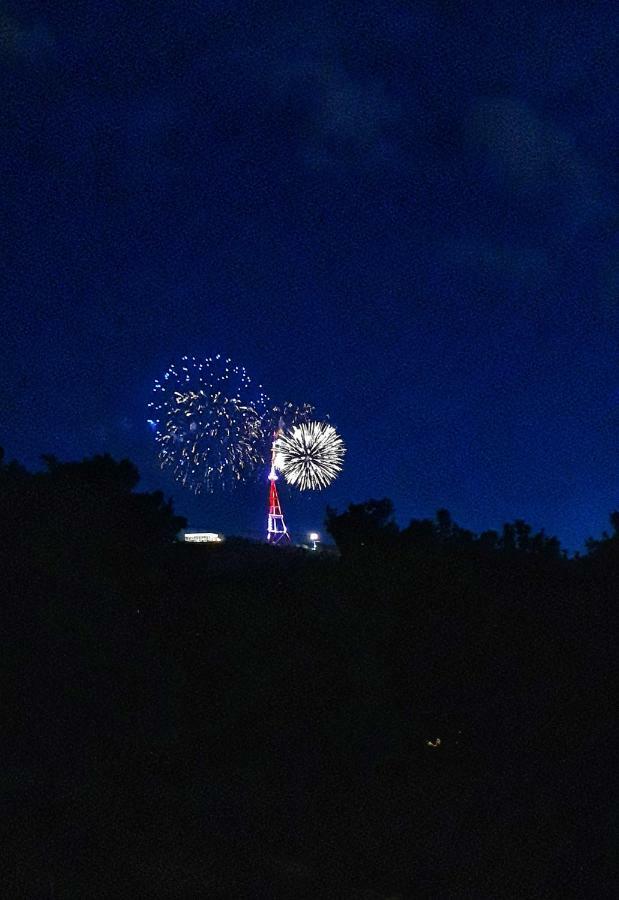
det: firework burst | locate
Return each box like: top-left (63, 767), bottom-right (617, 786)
top-left (148, 355), bottom-right (271, 493)
top-left (148, 356), bottom-right (316, 493)
top-left (274, 421), bottom-right (346, 490)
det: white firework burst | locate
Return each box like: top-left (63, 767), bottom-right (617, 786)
top-left (274, 421), bottom-right (345, 490)
top-left (148, 355), bottom-right (271, 493)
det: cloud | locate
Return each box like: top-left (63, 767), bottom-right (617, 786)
top-left (449, 236), bottom-right (551, 275)
top-left (193, 10), bottom-right (403, 175)
top-left (300, 62), bottom-right (401, 172)
top-left (0, 14), bottom-right (55, 62)
top-left (466, 96), bottom-right (607, 233)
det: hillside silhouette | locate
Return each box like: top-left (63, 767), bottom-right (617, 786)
top-left (1, 450), bottom-right (613, 897)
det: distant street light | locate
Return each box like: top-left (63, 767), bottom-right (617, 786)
top-left (309, 532), bottom-right (320, 551)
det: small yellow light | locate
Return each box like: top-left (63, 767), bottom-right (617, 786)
top-left (426, 738), bottom-right (441, 749)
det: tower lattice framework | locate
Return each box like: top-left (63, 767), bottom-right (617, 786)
top-left (266, 433), bottom-right (290, 544)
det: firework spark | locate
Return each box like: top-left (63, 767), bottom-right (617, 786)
top-left (274, 421), bottom-right (346, 490)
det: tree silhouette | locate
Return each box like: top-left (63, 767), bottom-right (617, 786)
top-left (325, 498), bottom-right (398, 558)
top-left (499, 519), bottom-right (562, 559)
top-left (0, 452), bottom-right (186, 581)
top-left (586, 510), bottom-right (619, 566)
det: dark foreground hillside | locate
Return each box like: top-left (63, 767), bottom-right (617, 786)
top-left (1, 454), bottom-right (614, 897)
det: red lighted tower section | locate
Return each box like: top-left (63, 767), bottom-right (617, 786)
top-left (267, 478), bottom-right (290, 543)
top-left (267, 435), bottom-right (290, 544)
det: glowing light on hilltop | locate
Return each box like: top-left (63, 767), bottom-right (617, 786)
top-left (274, 421), bottom-right (345, 490)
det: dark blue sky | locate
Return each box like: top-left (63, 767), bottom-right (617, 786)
top-left (1, 1), bottom-right (618, 549)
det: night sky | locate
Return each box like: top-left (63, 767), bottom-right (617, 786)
top-left (2, 1), bottom-right (618, 549)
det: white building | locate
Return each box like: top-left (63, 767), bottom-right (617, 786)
top-left (182, 531), bottom-right (224, 543)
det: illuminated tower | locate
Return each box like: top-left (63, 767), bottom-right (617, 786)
top-left (267, 434), bottom-right (290, 544)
